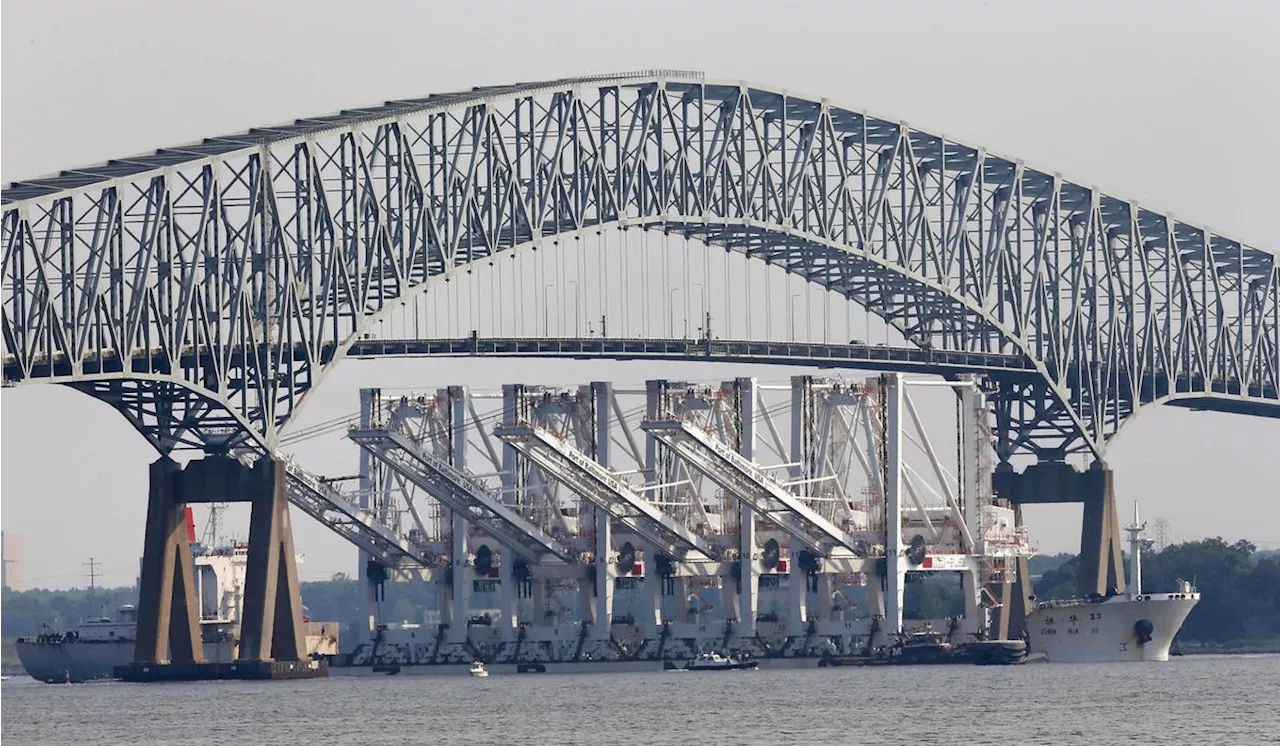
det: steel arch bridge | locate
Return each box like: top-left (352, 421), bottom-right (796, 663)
top-left (3, 70), bottom-right (1278, 463)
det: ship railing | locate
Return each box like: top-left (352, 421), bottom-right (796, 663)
top-left (1033, 596), bottom-right (1107, 611)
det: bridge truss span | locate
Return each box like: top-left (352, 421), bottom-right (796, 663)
top-left (2, 69), bottom-right (1276, 460)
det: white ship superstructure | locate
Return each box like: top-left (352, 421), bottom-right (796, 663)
top-left (1026, 502), bottom-right (1199, 662)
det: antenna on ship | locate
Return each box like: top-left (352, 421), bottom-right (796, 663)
top-left (200, 503), bottom-right (229, 548)
top-left (1123, 501), bottom-right (1147, 600)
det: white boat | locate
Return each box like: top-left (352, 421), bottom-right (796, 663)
top-left (1026, 502), bottom-right (1199, 663)
top-left (683, 652), bottom-right (758, 671)
top-left (469, 661), bottom-right (489, 678)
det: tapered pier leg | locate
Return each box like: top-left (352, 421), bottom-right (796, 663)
top-left (134, 457), bottom-right (204, 664)
top-left (238, 456), bottom-right (306, 662)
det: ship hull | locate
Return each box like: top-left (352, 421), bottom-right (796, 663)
top-left (16, 625), bottom-right (337, 684)
top-left (15, 640), bottom-right (243, 683)
top-left (1027, 593), bottom-right (1198, 663)
top-left (15, 640), bottom-right (134, 684)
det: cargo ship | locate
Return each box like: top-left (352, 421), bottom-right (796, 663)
top-left (1026, 503), bottom-right (1199, 663)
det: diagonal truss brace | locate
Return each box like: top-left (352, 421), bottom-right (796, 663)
top-left (347, 427), bottom-right (575, 564)
top-left (640, 418), bottom-right (858, 558)
top-left (281, 458), bottom-right (425, 569)
top-left (493, 421), bottom-right (720, 561)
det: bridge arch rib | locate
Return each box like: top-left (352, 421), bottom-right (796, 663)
top-left (3, 70), bottom-right (1277, 458)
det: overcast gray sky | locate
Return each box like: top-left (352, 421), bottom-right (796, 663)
top-left (2, 0), bottom-right (1278, 589)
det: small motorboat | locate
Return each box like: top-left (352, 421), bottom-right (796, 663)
top-left (684, 652), bottom-right (758, 671)
top-left (469, 661), bottom-right (489, 678)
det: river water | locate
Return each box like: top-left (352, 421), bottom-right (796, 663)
top-left (3, 655), bottom-right (1277, 745)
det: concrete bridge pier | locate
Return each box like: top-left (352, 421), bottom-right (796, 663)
top-left (235, 456), bottom-right (307, 662)
top-left (992, 461), bottom-right (1126, 639)
top-left (134, 457), bottom-right (205, 665)
top-left (133, 454), bottom-right (309, 674)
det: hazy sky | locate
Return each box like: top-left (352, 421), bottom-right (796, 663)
top-left (2, 0), bottom-right (1278, 590)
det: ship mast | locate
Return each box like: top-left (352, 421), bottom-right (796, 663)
top-left (1123, 501), bottom-right (1146, 600)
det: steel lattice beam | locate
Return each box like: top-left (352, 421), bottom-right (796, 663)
top-left (2, 70), bottom-right (1275, 462)
top-left (281, 458), bottom-right (425, 569)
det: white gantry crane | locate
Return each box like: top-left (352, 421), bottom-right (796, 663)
top-left (337, 373), bottom-right (1034, 665)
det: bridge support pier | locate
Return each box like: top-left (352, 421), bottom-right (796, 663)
top-left (991, 552), bottom-right (1032, 641)
top-left (993, 461), bottom-right (1126, 638)
top-left (135, 454), bottom-right (309, 669)
top-left (134, 457), bottom-right (204, 665)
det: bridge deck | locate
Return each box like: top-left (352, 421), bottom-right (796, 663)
top-left (349, 337), bottom-right (1036, 377)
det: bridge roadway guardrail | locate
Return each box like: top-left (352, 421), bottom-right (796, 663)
top-left (6, 338), bottom-right (1275, 420)
top-left (347, 336), bottom-right (1037, 376)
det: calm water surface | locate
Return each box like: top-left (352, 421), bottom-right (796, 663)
top-left (3, 655), bottom-right (1277, 745)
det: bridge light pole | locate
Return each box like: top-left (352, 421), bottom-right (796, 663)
top-left (669, 288), bottom-right (682, 338)
top-left (690, 284), bottom-right (703, 340)
top-left (566, 281), bottom-right (580, 337)
top-left (543, 284), bottom-right (554, 336)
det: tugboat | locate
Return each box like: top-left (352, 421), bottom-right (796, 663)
top-left (683, 652), bottom-right (758, 671)
top-left (469, 661), bottom-right (489, 678)
top-left (867, 629), bottom-right (955, 666)
top-left (820, 622), bottom-right (1027, 667)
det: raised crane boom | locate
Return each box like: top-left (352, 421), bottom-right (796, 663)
top-left (348, 427), bottom-right (576, 564)
top-left (640, 418), bottom-right (859, 558)
top-left (493, 421), bottom-right (721, 561)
